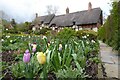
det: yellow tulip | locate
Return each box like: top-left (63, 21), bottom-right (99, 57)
top-left (37, 52), bottom-right (46, 64)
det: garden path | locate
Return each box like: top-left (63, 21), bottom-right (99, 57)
top-left (99, 41), bottom-right (119, 79)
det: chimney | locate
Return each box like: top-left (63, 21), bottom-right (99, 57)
top-left (36, 13), bottom-right (38, 18)
top-left (88, 2), bottom-right (92, 11)
top-left (66, 7), bottom-right (69, 14)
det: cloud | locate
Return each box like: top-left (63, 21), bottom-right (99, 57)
top-left (0, 0), bottom-right (111, 23)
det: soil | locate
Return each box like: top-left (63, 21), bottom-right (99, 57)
top-left (47, 72), bottom-right (57, 80)
top-left (2, 51), bottom-right (16, 63)
top-left (1, 50), bottom-right (100, 79)
top-left (1, 51), bottom-right (17, 80)
top-left (85, 51), bottom-right (99, 78)
top-left (85, 60), bottom-right (98, 78)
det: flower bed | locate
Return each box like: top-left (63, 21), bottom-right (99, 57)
top-left (1, 29), bottom-right (100, 79)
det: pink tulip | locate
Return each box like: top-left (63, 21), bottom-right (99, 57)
top-left (32, 48), bottom-right (36, 53)
top-left (31, 43), bottom-right (37, 52)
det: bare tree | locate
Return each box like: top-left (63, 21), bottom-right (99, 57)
top-left (46, 5), bottom-right (59, 15)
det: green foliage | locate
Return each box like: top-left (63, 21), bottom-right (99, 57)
top-left (2, 21), bottom-right (32, 34)
top-left (11, 19), bottom-right (16, 27)
top-left (89, 57), bottom-right (101, 64)
top-left (34, 28), bottom-right (52, 35)
top-left (98, 26), bottom-right (106, 42)
top-left (56, 28), bottom-right (75, 43)
top-left (16, 22), bottom-right (31, 33)
top-left (2, 29), bottom-right (100, 79)
top-left (34, 28), bottom-right (47, 35)
top-left (76, 30), bottom-right (97, 40)
top-left (2, 35), bottom-right (27, 51)
top-left (4, 29), bottom-right (20, 34)
top-left (1, 19), bottom-right (10, 30)
top-left (0, 24), bottom-right (3, 38)
top-left (56, 65), bottom-right (87, 78)
top-left (0, 62), bottom-right (9, 79)
top-left (11, 55), bottom-right (41, 78)
top-left (1, 33), bottom-right (42, 51)
top-left (98, 1), bottom-right (120, 51)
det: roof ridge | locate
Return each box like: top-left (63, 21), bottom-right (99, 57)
top-left (55, 7), bottom-right (101, 17)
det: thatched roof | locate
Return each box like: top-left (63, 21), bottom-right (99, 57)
top-left (49, 7), bottom-right (102, 27)
top-left (32, 14), bottom-right (55, 25)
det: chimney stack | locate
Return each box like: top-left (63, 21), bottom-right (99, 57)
top-left (66, 7), bottom-right (69, 14)
top-left (36, 13), bottom-right (38, 18)
top-left (88, 2), bottom-right (92, 11)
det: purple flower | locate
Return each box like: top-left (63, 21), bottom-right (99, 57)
top-left (25, 49), bottom-right (29, 53)
top-left (23, 52), bottom-right (30, 63)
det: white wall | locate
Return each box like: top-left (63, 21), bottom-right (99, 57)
top-left (93, 27), bottom-right (98, 32)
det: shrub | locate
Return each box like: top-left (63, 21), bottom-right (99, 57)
top-left (76, 30), bottom-right (97, 40)
top-left (56, 28), bottom-right (75, 43)
top-left (34, 28), bottom-right (52, 35)
top-left (98, 26), bottom-right (106, 42)
top-left (98, 1), bottom-right (120, 51)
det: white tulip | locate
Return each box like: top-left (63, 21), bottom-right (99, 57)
top-left (1, 39), bottom-right (4, 42)
top-left (10, 40), bottom-right (13, 43)
top-left (42, 36), bottom-right (47, 39)
top-left (86, 41), bottom-right (89, 44)
top-left (6, 36), bottom-right (10, 38)
top-left (91, 40), bottom-right (95, 43)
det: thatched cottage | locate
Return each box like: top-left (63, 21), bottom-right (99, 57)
top-left (32, 2), bottom-right (103, 32)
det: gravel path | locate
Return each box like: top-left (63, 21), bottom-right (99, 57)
top-left (99, 41), bottom-right (120, 79)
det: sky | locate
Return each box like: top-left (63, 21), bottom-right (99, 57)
top-left (0, 0), bottom-right (112, 23)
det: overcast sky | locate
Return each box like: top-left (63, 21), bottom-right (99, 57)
top-left (0, 0), bottom-right (112, 23)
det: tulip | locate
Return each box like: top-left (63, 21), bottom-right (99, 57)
top-left (32, 48), bottom-right (36, 53)
top-left (32, 27), bottom-right (36, 31)
top-left (10, 40), bottom-right (13, 43)
top-left (33, 45), bottom-right (37, 49)
top-left (42, 36), bottom-right (47, 40)
top-left (23, 50), bottom-right (30, 63)
top-left (28, 36), bottom-right (31, 38)
top-left (45, 49), bottom-right (49, 54)
top-left (87, 34), bottom-right (89, 37)
top-left (84, 36), bottom-right (87, 38)
top-left (37, 52), bottom-right (46, 64)
top-left (91, 40), bottom-right (95, 43)
top-left (25, 49), bottom-right (29, 53)
top-left (59, 44), bottom-right (62, 51)
top-left (6, 36), bottom-right (10, 38)
top-left (86, 41), bottom-right (89, 44)
top-left (1, 39), bottom-right (4, 42)
top-left (31, 43), bottom-right (37, 48)
top-left (31, 43), bottom-right (37, 52)
top-left (47, 43), bottom-right (50, 47)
